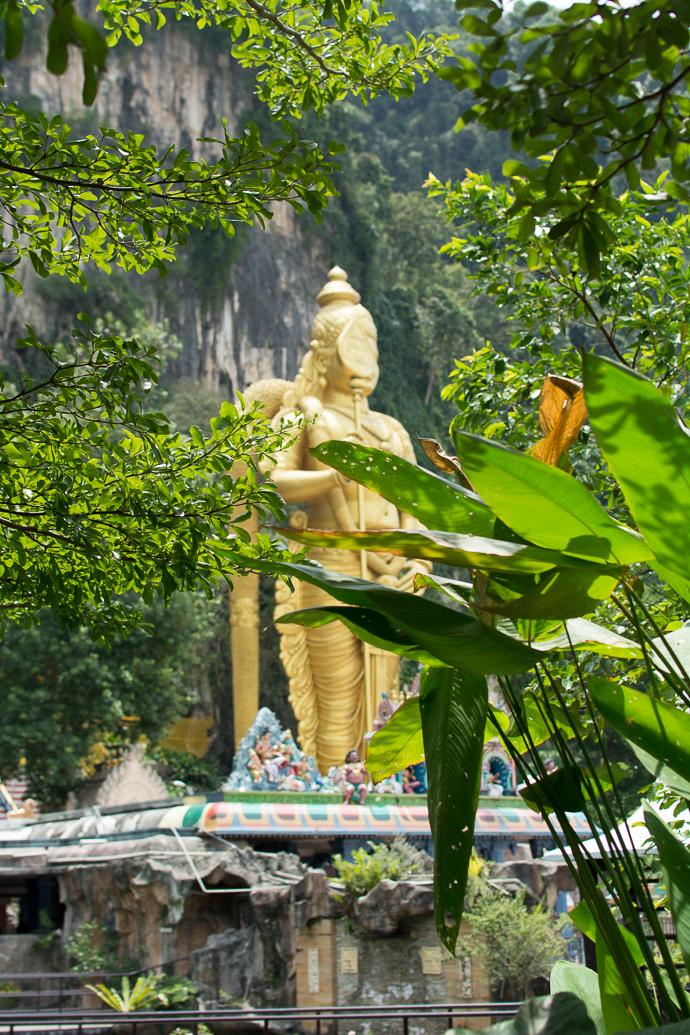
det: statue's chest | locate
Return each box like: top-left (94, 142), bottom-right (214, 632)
top-left (326, 410), bottom-right (404, 456)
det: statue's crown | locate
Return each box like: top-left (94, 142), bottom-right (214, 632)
top-left (316, 266), bottom-right (361, 308)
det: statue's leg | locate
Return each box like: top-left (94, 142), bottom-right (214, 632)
top-left (301, 550), bottom-right (366, 773)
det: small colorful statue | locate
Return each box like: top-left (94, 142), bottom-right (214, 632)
top-left (340, 749), bottom-right (370, 805)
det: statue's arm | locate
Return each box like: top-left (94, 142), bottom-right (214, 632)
top-left (271, 467), bottom-right (342, 504)
top-left (261, 422), bottom-right (343, 505)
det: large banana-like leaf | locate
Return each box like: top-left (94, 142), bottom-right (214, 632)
top-left (589, 678), bottom-right (690, 786)
top-left (649, 622), bottom-right (690, 680)
top-left (276, 605), bottom-right (445, 666)
top-left (519, 763), bottom-right (626, 815)
top-left (278, 602), bottom-right (542, 673)
top-left (570, 902), bottom-right (645, 1035)
top-left (583, 352), bottom-right (690, 583)
top-left (455, 994), bottom-right (598, 1035)
top-left (419, 666), bottom-right (487, 953)
top-left (366, 694), bottom-right (504, 784)
top-left (278, 525), bottom-right (607, 575)
top-left (643, 805), bottom-right (690, 975)
top-left (453, 430), bottom-right (651, 566)
top-left (263, 561), bottom-right (544, 673)
top-left (366, 695), bottom-right (425, 782)
top-left (551, 963), bottom-right (604, 1035)
top-left (630, 744), bottom-right (690, 799)
top-left (481, 566), bottom-right (623, 620)
top-left (533, 618), bottom-right (642, 659)
top-left (310, 439), bottom-right (495, 536)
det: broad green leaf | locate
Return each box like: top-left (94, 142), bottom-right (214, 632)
top-left (485, 703), bottom-right (509, 744)
top-left (279, 526), bottom-right (599, 574)
top-left (644, 804), bottom-right (690, 974)
top-left (420, 666), bottom-right (487, 953)
top-left (570, 902), bottom-right (646, 971)
top-left (550, 962), bottom-right (604, 1035)
top-left (502, 689), bottom-right (583, 754)
top-left (583, 353), bottom-right (690, 583)
top-left (413, 571), bottom-right (471, 605)
top-left (366, 695), bottom-right (424, 782)
top-left (5, 1), bottom-right (23, 60)
top-left (570, 902), bottom-right (644, 1035)
top-left (520, 764), bottom-right (626, 814)
top-left (533, 618), bottom-right (643, 659)
top-left (652, 560), bottom-right (690, 607)
top-left (631, 744), bottom-right (690, 798)
top-left (520, 765), bottom-right (586, 814)
top-left (484, 566), bottom-right (623, 620)
top-left (453, 429), bottom-right (651, 565)
top-left (649, 622), bottom-right (690, 680)
top-left (276, 606), bottom-right (444, 667)
top-left (310, 440), bottom-right (495, 536)
top-left (260, 560), bottom-right (544, 673)
top-left (589, 678), bottom-right (690, 786)
top-left (454, 994), bottom-right (597, 1035)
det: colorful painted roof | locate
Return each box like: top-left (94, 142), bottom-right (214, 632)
top-left (197, 800), bottom-right (592, 838)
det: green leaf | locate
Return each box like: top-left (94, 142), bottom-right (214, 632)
top-left (46, 12), bottom-right (70, 75)
top-left (644, 805), bottom-right (690, 974)
top-left (309, 440), bottom-right (495, 536)
top-left (482, 566), bottom-right (623, 620)
top-left (583, 353), bottom-right (690, 582)
top-left (589, 677), bottom-right (690, 788)
top-left (649, 621), bottom-right (690, 680)
top-left (265, 560), bottom-right (544, 673)
top-left (453, 430), bottom-right (651, 565)
top-left (366, 695), bottom-right (424, 782)
top-left (570, 901), bottom-right (644, 1034)
top-left (631, 743), bottom-right (690, 798)
top-left (520, 765), bottom-right (586, 814)
top-left (652, 561), bottom-right (690, 607)
top-left (275, 605), bottom-right (444, 667)
top-left (413, 571), bottom-right (471, 605)
top-left (279, 525), bottom-right (613, 575)
top-left (70, 16), bottom-right (107, 69)
top-left (455, 994), bottom-right (598, 1035)
top-left (519, 763), bottom-right (626, 814)
top-left (532, 618), bottom-right (642, 659)
top-left (420, 666), bottom-right (487, 953)
top-left (5, 1), bottom-right (23, 60)
top-left (550, 962), bottom-right (604, 1035)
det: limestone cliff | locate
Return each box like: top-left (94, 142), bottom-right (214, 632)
top-left (0, 27), bottom-right (328, 393)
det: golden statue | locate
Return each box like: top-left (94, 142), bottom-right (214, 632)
top-left (231, 267), bottom-right (430, 771)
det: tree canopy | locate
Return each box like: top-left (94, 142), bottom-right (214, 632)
top-left (438, 0), bottom-right (690, 274)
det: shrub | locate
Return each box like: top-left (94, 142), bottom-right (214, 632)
top-left (332, 837), bottom-right (425, 896)
top-left (460, 889), bottom-right (567, 1001)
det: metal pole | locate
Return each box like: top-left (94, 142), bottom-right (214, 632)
top-left (350, 378), bottom-right (372, 730)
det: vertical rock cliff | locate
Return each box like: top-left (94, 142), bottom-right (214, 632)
top-left (0, 27), bottom-right (329, 392)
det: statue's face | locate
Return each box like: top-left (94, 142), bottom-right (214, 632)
top-left (325, 311), bottom-right (379, 396)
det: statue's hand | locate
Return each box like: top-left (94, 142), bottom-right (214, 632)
top-left (341, 430), bottom-right (367, 446)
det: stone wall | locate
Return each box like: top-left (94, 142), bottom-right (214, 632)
top-left (0, 29), bottom-right (328, 394)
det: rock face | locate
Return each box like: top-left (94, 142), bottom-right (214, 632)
top-left (55, 836), bottom-right (331, 1006)
top-left (490, 859), bottom-right (578, 911)
top-left (352, 878), bottom-right (434, 936)
top-left (0, 30), bottom-right (328, 393)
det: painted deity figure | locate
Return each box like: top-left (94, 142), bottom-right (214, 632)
top-left (340, 749), bottom-right (370, 806)
top-left (264, 267), bottom-right (431, 773)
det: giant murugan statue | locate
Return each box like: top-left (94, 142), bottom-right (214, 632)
top-left (231, 267), bottom-right (430, 772)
